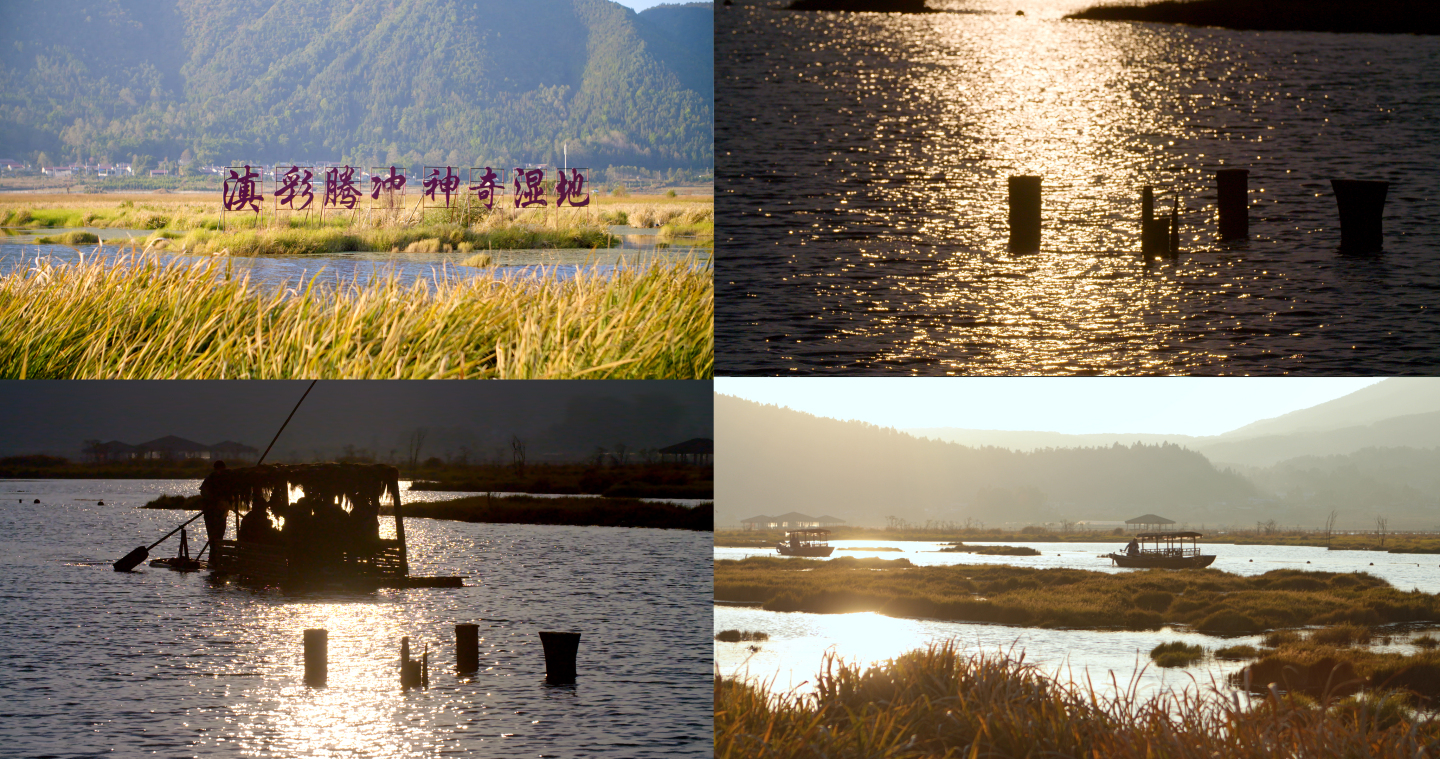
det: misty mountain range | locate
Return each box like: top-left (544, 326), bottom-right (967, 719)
top-left (719, 379), bottom-right (1440, 531)
top-left (0, 381), bottom-right (711, 463)
top-left (1, 0), bottom-right (713, 170)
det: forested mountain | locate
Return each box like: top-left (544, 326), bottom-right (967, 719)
top-left (716, 395), bottom-right (1259, 528)
top-left (1238, 448), bottom-right (1440, 530)
top-left (909, 380), bottom-right (1440, 469)
top-left (0, 0), bottom-right (712, 170)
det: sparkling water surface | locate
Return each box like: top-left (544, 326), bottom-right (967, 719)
top-left (717, 0), bottom-right (1440, 374)
top-left (2, 480), bottom-right (711, 758)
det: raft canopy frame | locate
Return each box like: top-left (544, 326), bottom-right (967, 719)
top-left (1131, 531), bottom-right (1203, 557)
top-left (205, 462), bottom-right (409, 582)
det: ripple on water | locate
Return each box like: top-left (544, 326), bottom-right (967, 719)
top-left (0, 481), bottom-right (711, 758)
top-left (718, 0), bottom-right (1440, 374)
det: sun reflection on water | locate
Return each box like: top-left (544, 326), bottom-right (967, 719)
top-left (718, 2), bottom-right (1440, 373)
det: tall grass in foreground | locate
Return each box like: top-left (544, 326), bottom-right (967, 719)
top-left (0, 253), bottom-right (712, 378)
top-left (716, 643), bottom-right (1440, 759)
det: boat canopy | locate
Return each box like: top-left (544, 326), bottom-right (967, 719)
top-left (1134, 531), bottom-right (1202, 539)
top-left (785, 528), bottom-right (831, 538)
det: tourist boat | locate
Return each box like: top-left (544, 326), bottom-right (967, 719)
top-left (776, 528), bottom-right (835, 557)
top-left (202, 462), bottom-right (461, 588)
top-left (1104, 531), bottom-right (1216, 569)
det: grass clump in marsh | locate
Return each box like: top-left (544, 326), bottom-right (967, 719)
top-left (939, 542), bottom-right (1042, 556)
top-left (716, 642), bottom-right (1440, 759)
top-left (0, 253), bottom-right (712, 378)
top-left (1150, 641), bottom-right (1204, 668)
top-left (715, 558), bottom-right (1440, 633)
top-left (1230, 633), bottom-right (1440, 702)
top-left (35, 231), bottom-right (99, 245)
top-left (715, 630), bottom-right (769, 642)
top-left (1215, 644), bottom-right (1263, 660)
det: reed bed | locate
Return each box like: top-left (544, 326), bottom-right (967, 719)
top-left (1, 194), bottom-right (714, 255)
top-left (715, 557), bottom-right (1440, 632)
top-left (0, 252), bottom-right (712, 378)
top-left (715, 642), bottom-right (1440, 759)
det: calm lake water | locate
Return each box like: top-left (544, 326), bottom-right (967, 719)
top-left (0, 239), bottom-right (708, 290)
top-left (716, 539), bottom-right (1440, 697)
top-left (717, 0), bottom-right (1440, 374)
top-left (2, 480), bottom-right (711, 758)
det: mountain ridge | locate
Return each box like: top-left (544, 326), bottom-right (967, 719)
top-left (0, 0), bottom-right (713, 170)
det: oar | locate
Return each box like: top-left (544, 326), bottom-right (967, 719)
top-left (112, 380), bottom-right (318, 573)
top-left (113, 511), bottom-right (206, 572)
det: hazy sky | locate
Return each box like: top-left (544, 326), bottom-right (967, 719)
top-left (714, 378), bottom-right (1386, 436)
top-left (0, 381), bottom-right (711, 461)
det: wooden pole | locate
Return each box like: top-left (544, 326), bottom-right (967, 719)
top-left (456, 624), bottom-right (479, 672)
top-left (304, 629), bottom-right (327, 687)
top-left (539, 631), bottom-right (580, 684)
top-left (1007, 176), bottom-right (1041, 253)
top-left (1331, 179), bottom-right (1388, 252)
top-left (1216, 169), bottom-right (1249, 240)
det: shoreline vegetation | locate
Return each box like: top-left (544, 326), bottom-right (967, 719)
top-left (938, 542), bottom-right (1041, 556)
top-left (0, 457), bottom-right (712, 499)
top-left (0, 252), bottom-right (713, 379)
top-left (714, 556), bottom-right (1440, 632)
top-left (715, 643), bottom-right (1440, 759)
top-left (145, 492), bottom-right (713, 532)
top-left (1066, 0), bottom-right (1440, 36)
top-left (0, 193), bottom-right (713, 257)
top-left (715, 528), bottom-right (1440, 554)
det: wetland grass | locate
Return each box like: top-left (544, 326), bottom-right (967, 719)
top-left (1150, 640), bottom-right (1205, 667)
top-left (0, 193), bottom-right (713, 255)
top-left (0, 252), bottom-right (712, 378)
top-left (716, 642), bottom-right (1440, 759)
top-left (715, 557), bottom-right (1440, 632)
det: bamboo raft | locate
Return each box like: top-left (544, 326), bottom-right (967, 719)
top-left (201, 462), bottom-right (464, 588)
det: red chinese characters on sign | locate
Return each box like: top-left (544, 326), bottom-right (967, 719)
top-left (223, 165), bottom-right (263, 213)
top-left (423, 166), bottom-right (462, 206)
top-left (469, 167), bottom-right (502, 210)
top-left (513, 168), bottom-right (547, 208)
top-left (555, 168), bottom-right (590, 208)
top-left (324, 167), bottom-right (362, 210)
top-left (275, 166), bottom-right (315, 211)
top-left (370, 166), bottom-right (407, 200)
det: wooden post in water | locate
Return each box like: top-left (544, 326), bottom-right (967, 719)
top-left (1331, 179), bottom-right (1388, 252)
top-left (539, 631), bottom-right (581, 684)
top-left (1007, 176), bottom-right (1041, 253)
top-left (456, 624), bottom-right (479, 672)
top-left (304, 629), bottom-right (327, 687)
top-left (1140, 186), bottom-right (1162, 256)
top-left (400, 636), bottom-right (423, 689)
top-left (1216, 169), bottom-right (1249, 240)
top-left (1170, 197), bottom-right (1180, 256)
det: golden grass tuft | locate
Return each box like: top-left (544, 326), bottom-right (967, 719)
top-left (0, 251), bottom-right (712, 378)
top-left (716, 642), bottom-right (1440, 759)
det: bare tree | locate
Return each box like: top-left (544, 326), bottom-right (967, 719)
top-left (511, 435), bottom-right (527, 475)
top-left (406, 428), bottom-right (428, 471)
top-left (1324, 511), bottom-right (1339, 549)
top-left (1375, 516), bottom-right (1389, 549)
top-left (613, 442), bottom-right (628, 466)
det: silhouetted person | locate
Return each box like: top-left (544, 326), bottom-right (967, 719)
top-left (1125, 538), bottom-right (1139, 556)
top-left (199, 461), bottom-right (229, 546)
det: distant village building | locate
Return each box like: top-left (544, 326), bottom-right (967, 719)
top-left (1125, 513), bottom-right (1176, 532)
top-left (0, 158), bottom-right (23, 171)
top-left (88, 436), bottom-right (258, 462)
top-left (658, 437), bottom-right (712, 465)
